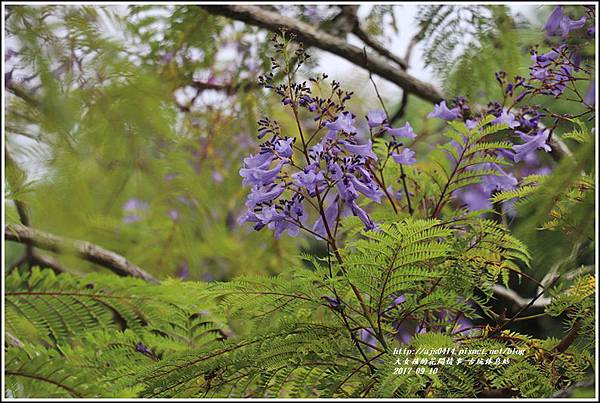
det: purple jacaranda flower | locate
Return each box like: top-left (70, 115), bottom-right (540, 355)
top-left (168, 209), bottom-right (180, 221)
top-left (451, 315), bottom-right (474, 335)
top-left (123, 198), bottom-right (149, 212)
top-left (5, 48), bottom-right (18, 62)
top-left (165, 173), bottom-right (178, 181)
top-left (531, 66), bottom-right (549, 81)
top-left (337, 176), bottom-right (359, 203)
top-left (476, 163), bottom-right (518, 193)
top-left (211, 171), bottom-right (224, 183)
top-left (544, 6), bottom-right (587, 38)
top-left (436, 310), bottom-right (474, 334)
top-left (572, 52), bottom-right (583, 70)
top-left (543, 6), bottom-right (565, 36)
top-left (341, 140), bottom-right (378, 160)
top-left (238, 209), bottom-right (258, 224)
top-left (257, 206), bottom-right (292, 239)
top-left (395, 325), bottom-right (413, 345)
top-left (551, 64), bottom-right (572, 96)
top-left (161, 52), bottom-right (174, 64)
top-left (322, 295), bottom-right (340, 309)
top-left (349, 200), bottom-right (376, 231)
top-left (243, 151), bottom-right (274, 169)
top-left (240, 160), bottom-right (283, 187)
top-left (388, 294), bottom-right (406, 310)
top-left (558, 15), bottom-right (587, 37)
top-left (496, 148), bottom-right (515, 161)
top-left (328, 161), bottom-right (344, 181)
top-left (493, 109), bottom-right (520, 128)
top-left (466, 119), bottom-right (479, 130)
top-left (457, 185), bottom-right (493, 211)
top-left (490, 168), bottom-right (518, 192)
top-left (587, 26), bottom-right (595, 36)
top-left (135, 342), bottom-right (151, 354)
top-left (367, 109), bottom-right (387, 128)
top-left (293, 169), bottom-right (326, 197)
top-left (238, 210), bottom-right (265, 230)
top-left (245, 184), bottom-right (286, 208)
top-left (325, 112), bottom-right (358, 134)
top-left (313, 197), bottom-right (339, 237)
top-left (390, 148), bottom-right (416, 165)
top-left (244, 195), bottom-right (304, 239)
top-left (349, 174), bottom-right (384, 203)
top-left (270, 196), bottom-right (304, 238)
top-left (513, 129), bottom-right (552, 162)
top-left (531, 46), bottom-right (562, 68)
top-left (274, 137), bottom-right (294, 158)
top-left (359, 328), bottom-right (377, 352)
top-left (520, 160), bottom-right (553, 178)
top-left (178, 262), bottom-right (189, 280)
top-left (386, 122), bottom-right (417, 139)
top-left (428, 100), bottom-right (462, 120)
top-left (505, 82), bottom-right (515, 95)
top-left (322, 126), bottom-right (338, 142)
top-left (584, 81), bottom-right (595, 106)
top-left (528, 46), bottom-right (574, 97)
top-left (523, 148), bottom-right (540, 165)
top-left (518, 111), bottom-right (544, 129)
top-left (122, 198), bottom-right (149, 223)
top-left (443, 139), bottom-right (465, 162)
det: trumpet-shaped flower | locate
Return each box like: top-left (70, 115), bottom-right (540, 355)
top-left (391, 148), bottom-right (416, 165)
top-left (428, 101), bottom-right (461, 120)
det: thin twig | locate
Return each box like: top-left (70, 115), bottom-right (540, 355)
top-left (363, 47), bottom-right (413, 215)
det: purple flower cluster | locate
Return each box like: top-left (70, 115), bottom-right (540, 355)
top-left (529, 46), bottom-right (576, 98)
top-left (238, 107), bottom-right (418, 238)
top-left (367, 109), bottom-right (418, 166)
top-left (447, 6), bottom-right (594, 212)
top-left (240, 36), bottom-right (422, 240)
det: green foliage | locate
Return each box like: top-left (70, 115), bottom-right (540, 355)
top-left (7, 205), bottom-right (591, 398)
top-left (416, 5), bottom-right (526, 100)
top-left (5, 268), bottom-right (228, 398)
top-left (5, 5), bottom-right (302, 280)
top-left (506, 129), bottom-right (595, 277)
top-left (418, 115), bottom-right (512, 217)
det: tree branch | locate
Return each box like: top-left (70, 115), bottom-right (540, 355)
top-left (200, 5), bottom-right (444, 104)
top-left (6, 79), bottom-right (41, 108)
top-left (548, 135), bottom-right (573, 162)
top-left (551, 378), bottom-right (595, 398)
top-left (352, 24), bottom-right (408, 70)
top-left (492, 284), bottom-right (551, 310)
top-left (553, 318), bottom-right (582, 353)
top-left (5, 224), bottom-right (158, 284)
